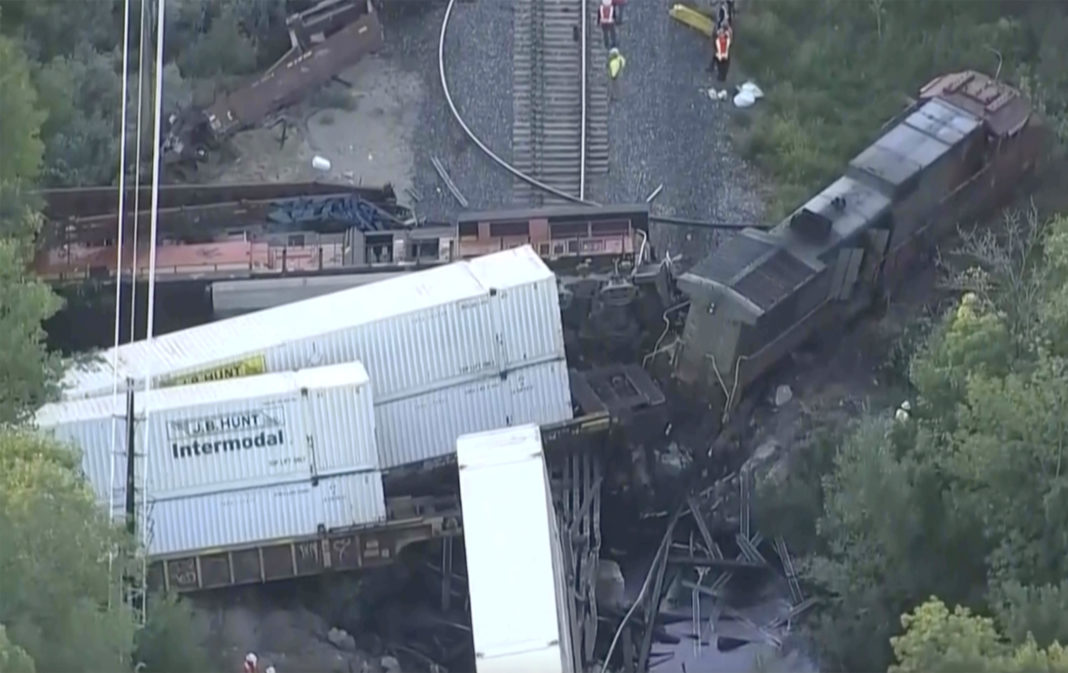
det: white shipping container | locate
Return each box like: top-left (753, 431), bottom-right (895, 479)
top-left (36, 362), bottom-right (378, 503)
top-left (145, 470), bottom-right (386, 557)
top-left (375, 358), bottom-right (574, 469)
top-left (466, 246), bottom-right (565, 368)
top-left (457, 425), bottom-right (575, 673)
top-left (61, 246), bottom-right (564, 403)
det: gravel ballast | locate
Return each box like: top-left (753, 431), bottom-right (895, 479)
top-left (383, 0), bottom-right (516, 219)
top-left (381, 0), bottom-right (765, 261)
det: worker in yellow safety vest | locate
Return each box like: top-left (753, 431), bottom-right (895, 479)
top-left (711, 25), bottom-right (732, 83)
top-left (608, 47), bottom-right (626, 79)
top-left (598, 0), bottom-right (618, 50)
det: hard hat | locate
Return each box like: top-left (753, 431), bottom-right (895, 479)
top-left (265, 667), bottom-right (276, 673)
top-left (246, 653), bottom-right (258, 665)
top-left (601, 0), bottom-right (611, 6)
top-left (609, 47), bottom-right (620, 56)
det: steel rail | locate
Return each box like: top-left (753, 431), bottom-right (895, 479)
top-left (438, 0), bottom-right (600, 206)
top-left (579, 0), bottom-right (588, 200)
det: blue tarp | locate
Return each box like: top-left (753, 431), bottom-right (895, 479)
top-left (266, 194), bottom-right (403, 232)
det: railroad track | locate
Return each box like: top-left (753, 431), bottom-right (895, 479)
top-left (512, 0), bottom-right (609, 205)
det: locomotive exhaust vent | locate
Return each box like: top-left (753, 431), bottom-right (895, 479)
top-left (790, 208), bottom-right (833, 240)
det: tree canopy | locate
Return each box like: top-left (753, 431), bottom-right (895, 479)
top-left (0, 8), bottom-right (208, 671)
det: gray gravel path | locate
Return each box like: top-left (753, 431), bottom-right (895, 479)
top-left (591, 1), bottom-right (765, 263)
top-left (381, 0), bottom-right (516, 220)
top-left (381, 0), bottom-right (764, 263)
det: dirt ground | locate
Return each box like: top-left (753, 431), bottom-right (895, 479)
top-left (198, 55), bottom-right (424, 198)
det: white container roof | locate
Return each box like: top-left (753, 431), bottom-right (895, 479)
top-left (39, 361), bottom-right (370, 426)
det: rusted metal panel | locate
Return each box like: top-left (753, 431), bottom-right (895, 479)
top-left (205, 7), bottom-right (385, 138)
top-left (40, 181), bottom-right (396, 220)
top-left (34, 239), bottom-right (269, 282)
top-left (919, 70), bottom-right (1031, 138)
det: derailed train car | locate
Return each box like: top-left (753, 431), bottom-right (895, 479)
top-left (674, 70), bottom-right (1047, 412)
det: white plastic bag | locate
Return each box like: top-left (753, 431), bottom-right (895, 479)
top-left (733, 90), bottom-right (756, 107)
top-left (740, 81), bottom-right (764, 99)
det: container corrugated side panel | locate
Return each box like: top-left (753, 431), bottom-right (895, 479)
top-left (301, 376), bottom-right (378, 474)
top-left (145, 471), bottom-right (386, 557)
top-left (503, 359), bottom-right (573, 428)
top-left (43, 414), bottom-right (129, 509)
top-left (491, 274), bottom-right (565, 368)
top-left (59, 262), bottom-right (492, 401)
top-left (259, 293), bottom-right (500, 404)
top-left (457, 427), bottom-right (564, 669)
top-left (467, 246), bottom-right (565, 367)
top-left (476, 646), bottom-right (566, 673)
top-left (375, 359), bottom-right (572, 469)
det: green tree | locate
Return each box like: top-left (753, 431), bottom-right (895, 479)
top-left (2, 0), bottom-right (119, 62)
top-left (0, 625), bottom-right (35, 673)
top-left (135, 593), bottom-right (211, 673)
top-left (800, 418), bottom-right (985, 671)
top-left (0, 238), bottom-right (63, 423)
top-left (0, 34), bottom-right (46, 183)
top-left (0, 30), bottom-right (64, 422)
top-left (32, 43), bottom-right (122, 187)
top-left (0, 430), bottom-right (136, 672)
top-left (991, 580), bottom-right (1068, 649)
top-left (783, 211), bottom-right (1068, 671)
top-left (890, 598), bottom-right (1068, 673)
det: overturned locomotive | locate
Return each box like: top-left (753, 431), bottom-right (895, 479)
top-left (671, 70), bottom-right (1046, 415)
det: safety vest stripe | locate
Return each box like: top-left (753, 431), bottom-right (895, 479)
top-left (599, 6), bottom-right (614, 23)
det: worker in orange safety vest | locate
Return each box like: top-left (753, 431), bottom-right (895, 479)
top-left (598, 0), bottom-right (618, 50)
top-left (711, 24), bottom-right (732, 83)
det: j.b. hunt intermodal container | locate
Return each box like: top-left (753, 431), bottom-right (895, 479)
top-left (59, 245), bottom-right (565, 403)
top-left (34, 362), bottom-right (378, 504)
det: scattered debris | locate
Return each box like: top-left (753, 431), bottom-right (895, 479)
top-left (161, 0), bottom-right (385, 175)
top-left (896, 399), bottom-right (912, 422)
top-left (645, 184), bottom-right (665, 202)
top-left (668, 3), bottom-right (717, 37)
top-left (327, 627), bottom-right (357, 652)
top-left (313, 155), bottom-right (333, 172)
top-left (430, 156), bottom-right (469, 208)
top-left (774, 384), bottom-right (793, 407)
top-left (597, 560), bottom-right (627, 610)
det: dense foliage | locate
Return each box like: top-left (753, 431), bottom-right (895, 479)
top-left (0, 6), bottom-right (209, 670)
top-left (0, 0), bottom-right (291, 188)
top-left (737, 1), bottom-right (1068, 671)
top-left (735, 0), bottom-right (1068, 218)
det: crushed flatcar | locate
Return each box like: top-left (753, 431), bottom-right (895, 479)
top-left (673, 70), bottom-right (1047, 416)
